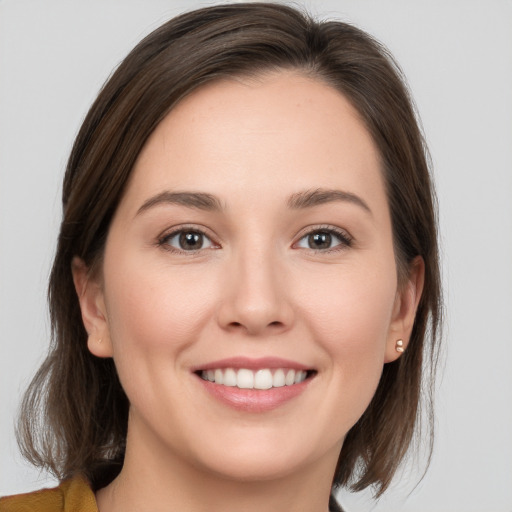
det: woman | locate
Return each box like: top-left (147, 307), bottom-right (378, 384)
top-left (0, 3), bottom-right (441, 511)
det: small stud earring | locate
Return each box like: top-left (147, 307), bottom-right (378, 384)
top-left (98, 338), bottom-right (102, 344)
top-left (395, 339), bottom-right (404, 353)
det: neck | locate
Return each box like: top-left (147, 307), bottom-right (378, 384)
top-left (96, 417), bottom-right (338, 512)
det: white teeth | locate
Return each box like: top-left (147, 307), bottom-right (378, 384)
top-left (200, 367), bottom-right (309, 389)
top-left (294, 370), bottom-right (306, 384)
top-left (237, 369), bottom-right (254, 389)
top-left (223, 368), bottom-right (237, 387)
top-left (285, 369), bottom-right (296, 386)
top-left (254, 369), bottom-right (273, 390)
top-left (272, 368), bottom-right (285, 388)
top-left (214, 369), bottom-right (224, 385)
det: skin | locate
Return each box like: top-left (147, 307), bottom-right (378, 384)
top-left (73, 71), bottom-right (423, 512)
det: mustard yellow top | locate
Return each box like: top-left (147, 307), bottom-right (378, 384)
top-left (1, 477), bottom-right (346, 512)
top-left (0, 476), bottom-right (97, 512)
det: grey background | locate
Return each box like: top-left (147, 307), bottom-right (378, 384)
top-left (1, 1), bottom-right (511, 511)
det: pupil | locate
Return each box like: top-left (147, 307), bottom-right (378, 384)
top-left (179, 232), bottom-right (202, 250)
top-left (309, 232), bottom-right (331, 249)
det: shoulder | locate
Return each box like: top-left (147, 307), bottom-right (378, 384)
top-left (0, 476), bottom-right (97, 512)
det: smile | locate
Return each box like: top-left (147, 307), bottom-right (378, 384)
top-left (199, 368), bottom-right (309, 390)
top-left (193, 357), bottom-right (316, 412)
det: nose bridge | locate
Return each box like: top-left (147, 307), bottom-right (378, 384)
top-left (218, 237), bottom-right (293, 335)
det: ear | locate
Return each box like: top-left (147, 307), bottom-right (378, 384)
top-left (72, 256), bottom-right (113, 358)
top-left (385, 256), bottom-right (425, 363)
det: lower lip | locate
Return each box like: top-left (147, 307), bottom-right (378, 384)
top-left (196, 375), bottom-right (313, 412)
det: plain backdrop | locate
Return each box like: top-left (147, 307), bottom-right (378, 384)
top-left (1, 1), bottom-right (511, 511)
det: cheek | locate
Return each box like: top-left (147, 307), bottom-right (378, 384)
top-left (101, 253), bottom-right (220, 393)
top-left (299, 261), bottom-right (396, 347)
top-left (295, 260), bottom-right (397, 419)
top-left (105, 254), bottom-right (216, 341)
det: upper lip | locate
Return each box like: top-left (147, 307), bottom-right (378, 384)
top-left (191, 357), bottom-right (313, 372)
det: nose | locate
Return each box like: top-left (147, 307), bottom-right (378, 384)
top-left (217, 246), bottom-right (294, 336)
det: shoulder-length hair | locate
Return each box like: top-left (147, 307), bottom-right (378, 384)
top-left (18, 2), bottom-right (442, 497)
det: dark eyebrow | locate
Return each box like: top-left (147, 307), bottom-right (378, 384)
top-left (287, 188), bottom-right (372, 215)
top-left (136, 191), bottom-right (223, 216)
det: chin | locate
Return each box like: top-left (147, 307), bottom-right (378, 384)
top-left (197, 452), bottom-right (310, 483)
top-left (187, 428), bottom-right (336, 484)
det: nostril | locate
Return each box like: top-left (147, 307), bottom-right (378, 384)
top-left (226, 320), bottom-right (284, 333)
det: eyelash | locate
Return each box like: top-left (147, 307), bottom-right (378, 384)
top-left (157, 225), bottom-right (353, 255)
top-left (294, 225), bottom-right (353, 253)
top-left (157, 225), bottom-right (218, 255)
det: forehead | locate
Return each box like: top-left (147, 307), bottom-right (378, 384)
top-left (122, 71), bottom-right (386, 215)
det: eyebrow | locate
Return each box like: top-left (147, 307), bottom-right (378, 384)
top-left (136, 187), bottom-right (371, 217)
top-left (136, 191), bottom-right (223, 216)
top-left (287, 188), bottom-right (372, 215)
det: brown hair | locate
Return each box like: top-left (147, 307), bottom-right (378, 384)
top-left (17, 2), bottom-right (442, 497)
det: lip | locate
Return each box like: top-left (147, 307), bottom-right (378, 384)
top-left (192, 357), bottom-right (315, 413)
top-left (191, 356), bottom-right (311, 372)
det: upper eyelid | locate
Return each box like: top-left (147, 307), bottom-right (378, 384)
top-left (294, 224), bottom-right (352, 241)
top-left (158, 224), bottom-right (217, 241)
top-left (157, 227), bottom-right (220, 256)
top-left (156, 224), bottom-right (352, 248)
top-left (292, 226), bottom-right (353, 251)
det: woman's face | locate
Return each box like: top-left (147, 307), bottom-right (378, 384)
top-left (76, 71), bottom-right (421, 481)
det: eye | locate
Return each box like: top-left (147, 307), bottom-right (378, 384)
top-left (295, 228), bottom-right (352, 251)
top-left (160, 229), bottom-right (216, 252)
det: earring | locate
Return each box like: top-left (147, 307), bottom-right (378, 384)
top-left (395, 339), bottom-right (404, 353)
